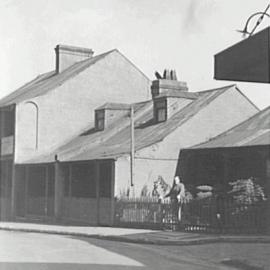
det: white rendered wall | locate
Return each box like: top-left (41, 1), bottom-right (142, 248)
top-left (15, 51), bottom-right (150, 163)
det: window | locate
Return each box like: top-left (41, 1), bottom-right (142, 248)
top-left (154, 99), bottom-right (167, 122)
top-left (0, 109), bottom-right (15, 138)
top-left (95, 110), bottom-right (105, 131)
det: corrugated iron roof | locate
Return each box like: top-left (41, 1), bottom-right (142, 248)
top-left (191, 106), bottom-right (270, 149)
top-left (0, 50), bottom-right (116, 107)
top-left (47, 84), bottom-right (233, 162)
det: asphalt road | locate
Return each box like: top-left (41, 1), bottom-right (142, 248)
top-left (0, 230), bottom-right (269, 270)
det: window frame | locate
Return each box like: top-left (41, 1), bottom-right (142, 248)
top-left (0, 107), bottom-right (15, 138)
top-left (154, 98), bottom-right (167, 123)
top-left (95, 110), bottom-right (105, 131)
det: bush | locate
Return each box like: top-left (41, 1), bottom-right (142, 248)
top-left (228, 177), bottom-right (266, 204)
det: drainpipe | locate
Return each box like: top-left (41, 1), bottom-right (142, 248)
top-left (54, 154), bottom-right (63, 222)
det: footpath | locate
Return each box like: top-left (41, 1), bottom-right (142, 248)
top-left (0, 221), bottom-right (269, 246)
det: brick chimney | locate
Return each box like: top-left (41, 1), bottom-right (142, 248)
top-left (151, 70), bottom-right (197, 122)
top-left (55, 44), bottom-right (94, 73)
top-left (151, 69), bottom-right (188, 98)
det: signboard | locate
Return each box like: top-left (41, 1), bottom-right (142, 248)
top-left (214, 27), bottom-right (270, 83)
top-left (1, 136), bottom-right (14, 156)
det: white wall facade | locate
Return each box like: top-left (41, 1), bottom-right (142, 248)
top-left (15, 51), bottom-right (150, 163)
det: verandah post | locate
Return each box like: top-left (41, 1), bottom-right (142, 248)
top-left (54, 156), bottom-right (64, 222)
top-left (130, 105), bottom-right (135, 194)
top-left (10, 163), bottom-right (17, 220)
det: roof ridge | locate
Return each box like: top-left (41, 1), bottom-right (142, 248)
top-left (96, 101), bottom-right (131, 110)
top-left (114, 49), bottom-right (150, 81)
top-left (0, 70), bottom-right (55, 106)
top-left (196, 84), bottom-right (236, 94)
top-left (234, 85), bottom-right (260, 111)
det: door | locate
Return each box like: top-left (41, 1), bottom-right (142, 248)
top-left (98, 161), bottom-right (114, 225)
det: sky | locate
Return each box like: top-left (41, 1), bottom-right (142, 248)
top-left (0, 0), bottom-right (269, 109)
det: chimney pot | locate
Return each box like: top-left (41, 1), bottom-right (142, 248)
top-left (151, 69), bottom-right (188, 98)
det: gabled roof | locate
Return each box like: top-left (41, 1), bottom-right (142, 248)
top-left (0, 50), bottom-right (116, 107)
top-left (191, 106), bottom-right (270, 149)
top-left (44, 84), bottom-right (234, 162)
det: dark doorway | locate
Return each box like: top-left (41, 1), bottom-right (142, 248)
top-left (26, 165), bottom-right (55, 217)
top-left (98, 160), bottom-right (114, 225)
top-left (0, 159), bottom-right (12, 220)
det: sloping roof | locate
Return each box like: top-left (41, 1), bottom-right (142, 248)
top-left (154, 91), bottom-right (198, 99)
top-left (0, 50), bottom-right (116, 107)
top-left (191, 106), bottom-right (270, 149)
top-left (34, 84), bottom-right (233, 162)
top-left (96, 102), bottom-right (131, 110)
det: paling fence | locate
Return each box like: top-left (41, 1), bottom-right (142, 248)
top-left (114, 197), bottom-right (269, 234)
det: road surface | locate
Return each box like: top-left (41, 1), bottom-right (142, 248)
top-left (0, 230), bottom-right (269, 269)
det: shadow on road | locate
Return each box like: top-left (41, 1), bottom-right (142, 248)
top-left (73, 236), bottom-right (223, 270)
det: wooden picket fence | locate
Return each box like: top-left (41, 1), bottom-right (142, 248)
top-left (114, 197), bottom-right (269, 234)
top-left (114, 197), bottom-right (175, 230)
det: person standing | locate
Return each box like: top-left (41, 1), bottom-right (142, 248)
top-left (165, 176), bottom-right (185, 222)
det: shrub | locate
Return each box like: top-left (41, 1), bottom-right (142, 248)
top-left (228, 177), bottom-right (266, 204)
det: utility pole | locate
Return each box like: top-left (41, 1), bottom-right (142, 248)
top-left (130, 105), bottom-right (135, 190)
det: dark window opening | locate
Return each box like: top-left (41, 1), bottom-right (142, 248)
top-left (95, 110), bottom-right (105, 131)
top-left (99, 162), bottom-right (112, 198)
top-left (28, 167), bottom-right (46, 197)
top-left (154, 99), bottom-right (167, 122)
top-left (0, 160), bottom-right (12, 198)
top-left (0, 109), bottom-right (15, 138)
top-left (71, 163), bottom-right (96, 198)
